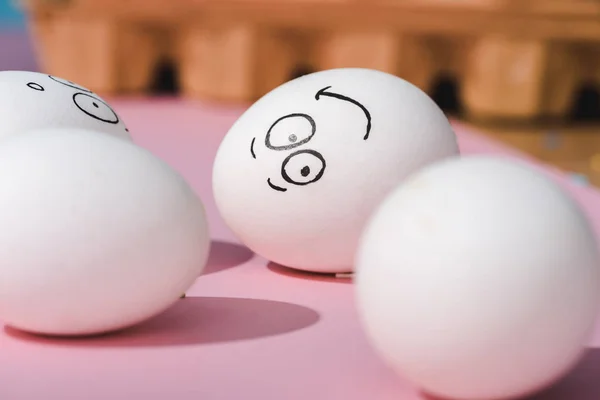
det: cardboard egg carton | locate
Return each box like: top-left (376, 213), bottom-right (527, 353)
top-left (22, 0), bottom-right (600, 120)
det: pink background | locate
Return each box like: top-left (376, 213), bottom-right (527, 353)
top-left (1, 99), bottom-right (599, 400)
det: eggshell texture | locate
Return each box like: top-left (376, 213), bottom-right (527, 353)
top-left (0, 128), bottom-right (209, 336)
top-left (0, 71), bottom-right (130, 140)
top-left (355, 155), bottom-right (600, 400)
top-left (213, 68), bottom-right (459, 273)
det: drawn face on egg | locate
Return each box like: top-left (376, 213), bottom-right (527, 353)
top-left (249, 86), bottom-right (372, 193)
top-left (0, 71), bottom-right (130, 139)
top-left (26, 75), bottom-right (129, 134)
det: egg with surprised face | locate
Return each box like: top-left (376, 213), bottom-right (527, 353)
top-left (0, 71), bottom-right (130, 140)
top-left (213, 68), bottom-right (459, 273)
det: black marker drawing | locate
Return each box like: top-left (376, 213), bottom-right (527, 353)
top-left (27, 82), bottom-right (44, 91)
top-left (267, 178), bottom-right (287, 192)
top-left (265, 149), bottom-right (327, 192)
top-left (281, 149), bottom-right (326, 186)
top-left (265, 113), bottom-right (316, 151)
top-left (48, 75), bottom-right (93, 93)
top-left (315, 86), bottom-right (372, 140)
top-left (72, 93), bottom-right (119, 124)
top-left (250, 137), bottom-right (256, 159)
top-left (255, 86), bottom-right (370, 193)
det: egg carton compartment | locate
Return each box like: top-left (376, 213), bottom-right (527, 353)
top-left (20, 0), bottom-right (600, 121)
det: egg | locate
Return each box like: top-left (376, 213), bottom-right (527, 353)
top-left (0, 71), bottom-right (130, 140)
top-left (0, 128), bottom-right (209, 336)
top-left (355, 155), bottom-right (600, 400)
top-left (213, 68), bottom-right (459, 273)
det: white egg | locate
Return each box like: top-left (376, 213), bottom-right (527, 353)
top-left (0, 71), bottom-right (130, 140)
top-left (0, 128), bottom-right (209, 336)
top-left (355, 155), bottom-right (600, 400)
top-left (213, 68), bottom-right (459, 273)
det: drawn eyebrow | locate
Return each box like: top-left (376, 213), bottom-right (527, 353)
top-left (250, 137), bottom-right (256, 159)
top-left (315, 86), bottom-right (372, 140)
top-left (48, 75), bottom-right (93, 93)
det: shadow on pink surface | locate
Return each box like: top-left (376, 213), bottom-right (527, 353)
top-left (203, 240), bottom-right (254, 275)
top-left (267, 262), bottom-right (352, 284)
top-left (527, 349), bottom-right (600, 400)
top-left (4, 297), bottom-right (320, 347)
top-left (420, 349), bottom-right (600, 400)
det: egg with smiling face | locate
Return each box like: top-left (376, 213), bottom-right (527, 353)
top-left (0, 71), bottom-right (130, 140)
top-left (213, 68), bottom-right (460, 273)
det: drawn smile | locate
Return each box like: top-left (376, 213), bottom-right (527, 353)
top-left (267, 178), bottom-right (287, 192)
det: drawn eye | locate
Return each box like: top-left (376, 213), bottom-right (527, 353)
top-left (73, 93), bottom-right (119, 124)
top-left (27, 82), bottom-right (44, 91)
top-left (49, 75), bottom-right (93, 93)
top-left (281, 149), bottom-right (326, 186)
top-left (265, 113), bottom-right (316, 151)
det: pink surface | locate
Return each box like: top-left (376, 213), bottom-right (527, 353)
top-left (2, 99), bottom-right (600, 400)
